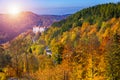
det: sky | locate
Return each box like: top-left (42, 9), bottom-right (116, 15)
top-left (0, 0), bottom-right (119, 15)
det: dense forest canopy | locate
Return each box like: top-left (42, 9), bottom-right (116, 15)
top-left (52, 3), bottom-right (120, 35)
top-left (0, 2), bottom-right (120, 80)
top-left (53, 3), bottom-right (120, 26)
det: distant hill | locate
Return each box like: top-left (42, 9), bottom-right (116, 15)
top-left (0, 12), bottom-right (69, 44)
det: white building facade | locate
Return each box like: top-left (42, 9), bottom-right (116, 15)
top-left (33, 26), bottom-right (46, 33)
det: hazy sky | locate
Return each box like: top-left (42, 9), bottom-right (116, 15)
top-left (0, 0), bottom-right (119, 15)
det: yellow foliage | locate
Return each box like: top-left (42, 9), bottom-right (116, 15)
top-left (0, 73), bottom-right (6, 80)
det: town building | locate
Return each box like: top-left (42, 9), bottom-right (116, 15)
top-left (33, 26), bottom-right (47, 33)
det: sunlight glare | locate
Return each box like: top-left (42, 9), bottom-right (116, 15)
top-left (8, 5), bottom-right (21, 15)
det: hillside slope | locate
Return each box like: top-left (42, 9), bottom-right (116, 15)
top-left (33, 3), bottom-right (120, 80)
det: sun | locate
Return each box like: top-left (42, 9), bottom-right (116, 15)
top-left (8, 5), bottom-right (21, 15)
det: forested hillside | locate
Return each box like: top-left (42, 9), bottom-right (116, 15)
top-left (0, 3), bottom-right (120, 80)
